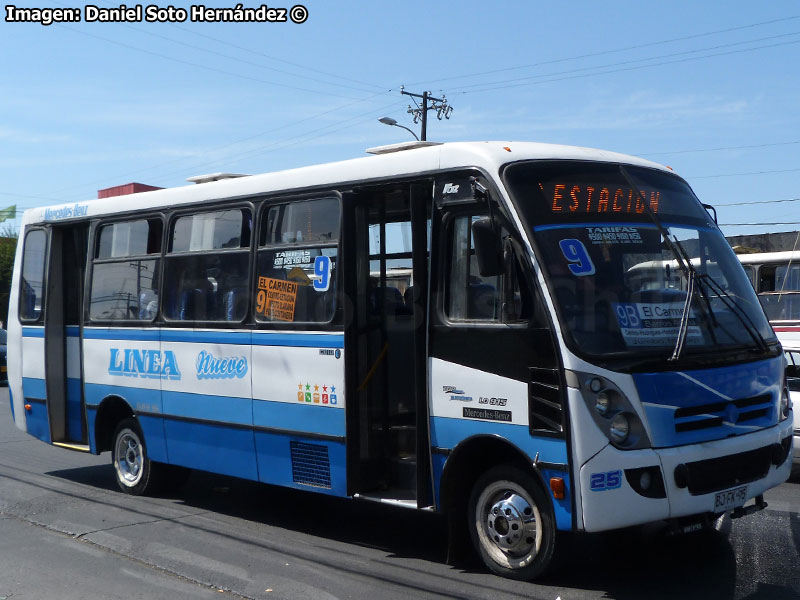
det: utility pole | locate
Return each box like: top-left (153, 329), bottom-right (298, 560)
top-left (400, 86), bottom-right (453, 141)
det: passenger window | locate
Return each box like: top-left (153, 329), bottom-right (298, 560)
top-left (20, 229), bottom-right (47, 321)
top-left (164, 209), bottom-right (251, 322)
top-left (171, 209), bottom-right (248, 252)
top-left (445, 214), bottom-right (534, 324)
top-left (90, 219), bottom-right (163, 321)
top-left (97, 219), bottom-right (159, 258)
top-left (256, 198), bottom-right (339, 323)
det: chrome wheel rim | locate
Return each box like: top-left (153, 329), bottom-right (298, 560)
top-left (475, 480), bottom-right (542, 569)
top-left (115, 429), bottom-right (143, 486)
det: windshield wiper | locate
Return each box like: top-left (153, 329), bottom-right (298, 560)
top-left (671, 269), bottom-right (696, 361)
top-left (619, 165), bottom-right (771, 360)
top-left (618, 165), bottom-right (699, 362)
top-left (695, 271), bottom-right (770, 353)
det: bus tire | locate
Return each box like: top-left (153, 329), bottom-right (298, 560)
top-left (468, 465), bottom-right (556, 581)
top-left (111, 418), bottom-right (158, 495)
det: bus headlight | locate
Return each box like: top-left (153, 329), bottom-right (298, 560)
top-left (610, 413), bottom-right (630, 443)
top-left (573, 371), bottom-right (651, 450)
top-left (780, 386), bottom-right (790, 421)
top-left (595, 391), bottom-right (611, 416)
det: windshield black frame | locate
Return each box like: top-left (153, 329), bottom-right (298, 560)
top-left (502, 159), bottom-right (779, 371)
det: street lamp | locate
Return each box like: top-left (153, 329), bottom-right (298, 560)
top-left (378, 117), bottom-right (419, 141)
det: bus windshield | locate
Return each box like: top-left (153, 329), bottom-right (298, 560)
top-left (503, 160), bottom-right (777, 364)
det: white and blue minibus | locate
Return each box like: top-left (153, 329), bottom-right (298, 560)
top-left (7, 141), bottom-right (793, 579)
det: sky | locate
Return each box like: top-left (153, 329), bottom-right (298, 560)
top-left (2, 0), bottom-right (799, 239)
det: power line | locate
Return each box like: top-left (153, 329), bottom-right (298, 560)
top-left (721, 222), bottom-right (800, 226)
top-left (112, 22), bottom-right (382, 94)
top-left (408, 15), bottom-right (800, 86)
top-left (451, 30), bottom-right (800, 92)
top-left (136, 99), bottom-right (409, 186)
top-left (5, 99), bottom-right (410, 211)
top-left (164, 22), bottom-right (386, 92)
top-left (689, 167), bottom-right (800, 179)
top-left (64, 0), bottom-right (388, 94)
top-left (453, 37), bottom-right (800, 95)
top-left (46, 90), bottom-right (392, 198)
top-left (640, 140), bottom-right (800, 156)
top-left (58, 24), bottom-right (369, 100)
top-left (714, 197), bottom-right (800, 207)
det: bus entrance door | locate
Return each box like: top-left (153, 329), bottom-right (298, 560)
top-left (44, 224), bottom-right (89, 447)
top-left (344, 181), bottom-right (433, 507)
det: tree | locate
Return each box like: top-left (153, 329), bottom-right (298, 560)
top-left (0, 226), bottom-right (19, 328)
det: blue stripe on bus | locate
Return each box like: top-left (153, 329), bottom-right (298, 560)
top-left (634, 356), bottom-right (782, 448)
top-left (161, 330), bottom-right (251, 344)
top-left (430, 416), bottom-right (572, 530)
top-left (162, 389), bottom-right (252, 426)
top-left (66, 326), bottom-right (80, 337)
top-left (25, 400), bottom-right (51, 443)
top-left (83, 328), bottom-right (161, 341)
top-left (430, 416), bottom-right (568, 463)
top-left (84, 382), bottom-right (345, 437)
top-left (163, 419), bottom-right (259, 481)
top-left (533, 222), bottom-right (716, 232)
top-left (66, 377), bottom-right (83, 441)
top-left (253, 400), bottom-right (345, 437)
top-left (22, 377), bottom-right (46, 400)
top-left (81, 328), bottom-right (343, 348)
top-left (9, 387), bottom-right (14, 422)
top-left (21, 327), bottom-right (44, 338)
top-left (252, 332), bottom-right (344, 348)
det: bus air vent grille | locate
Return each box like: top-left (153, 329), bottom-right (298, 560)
top-left (529, 367), bottom-right (564, 436)
top-left (290, 441), bottom-right (332, 489)
top-left (673, 393), bottom-right (772, 433)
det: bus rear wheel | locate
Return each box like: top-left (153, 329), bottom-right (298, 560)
top-left (112, 418), bottom-right (158, 495)
top-left (468, 465), bottom-right (556, 580)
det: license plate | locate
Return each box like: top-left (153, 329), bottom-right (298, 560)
top-left (714, 485), bottom-right (748, 513)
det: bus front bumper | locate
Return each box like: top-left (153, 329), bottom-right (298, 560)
top-left (579, 418), bottom-right (793, 533)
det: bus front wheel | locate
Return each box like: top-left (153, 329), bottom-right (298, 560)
top-left (468, 465), bottom-right (556, 580)
top-left (112, 418), bottom-right (157, 495)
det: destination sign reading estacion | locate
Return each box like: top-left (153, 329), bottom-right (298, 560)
top-left (539, 182), bottom-right (661, 215)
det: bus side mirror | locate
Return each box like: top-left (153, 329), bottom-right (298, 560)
top-left (472, 217), bottom-right (503, 277)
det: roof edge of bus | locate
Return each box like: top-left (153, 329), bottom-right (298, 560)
top-left (20, 141), bottom-right (672, 225)
top-left (737, 250), bottom-right (800, 263)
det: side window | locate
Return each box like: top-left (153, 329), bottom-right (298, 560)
top-left (444, 213), bottom-right (535, 324)
top-left (446, 215), bottom-right (501, 320)
top-left (20, 229), bottom-right (47, 321)
top-left (759, 265), bottom-right (776, 292)
top-left (164, 209), bottom-right (251, 322)
top-left (256, 197), bottom-right (339, 324)
top-left (89, 219), bottom-right (162, 321)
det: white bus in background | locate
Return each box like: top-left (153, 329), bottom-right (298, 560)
top-left (737, 251), bottom-right (800, 349)
top-left (736, 250), bottom-right (800, 471)
top-left (6, 141), bottom-right (793, 580)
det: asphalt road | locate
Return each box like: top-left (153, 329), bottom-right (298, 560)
top-left (0, 389), bottom-right (798, 600)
